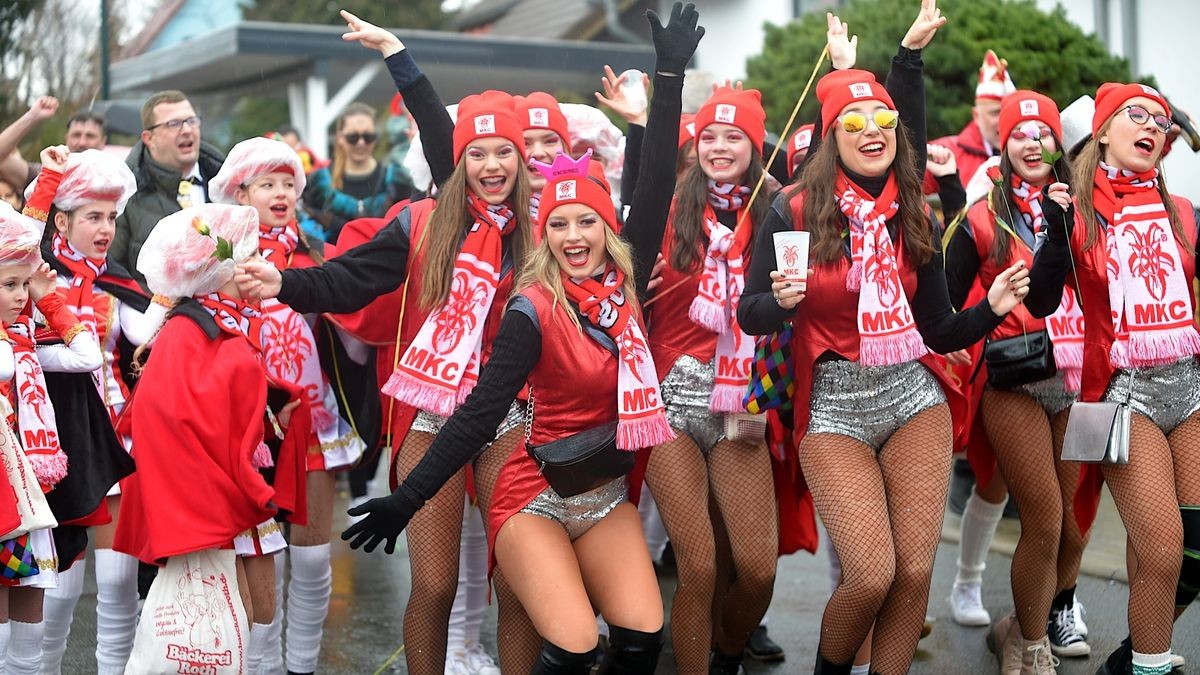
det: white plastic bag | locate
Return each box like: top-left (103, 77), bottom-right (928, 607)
top-left (126, 549), bottom-right (249, 675)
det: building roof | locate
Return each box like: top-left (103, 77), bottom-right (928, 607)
top-left (455, 0), bottom-right (643, 40)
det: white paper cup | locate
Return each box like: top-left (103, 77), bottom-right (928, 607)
top-left (773, 231), bottom-right (810, 278)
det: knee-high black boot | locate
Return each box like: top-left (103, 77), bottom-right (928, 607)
top-left (813, 651), bottom-right (853, 675)
top-left (530, 640), bottom-right (597, 675)
top-left (600, 625), bottom-right (663, 674)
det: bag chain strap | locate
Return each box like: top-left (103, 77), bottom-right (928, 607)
top-left (524, 386), bottom-right (535, 445)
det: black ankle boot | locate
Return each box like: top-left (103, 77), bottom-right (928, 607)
top-left (599, 625), bottom-right (663, 674)
top-left (530, 640), bottom-right (597, 675)
top-left (813, 652), bottom-right (853, 675)
top-left (1096, 637), bottom-right (1133, 675)
top-left (710, 650), bottom-right (744, 675)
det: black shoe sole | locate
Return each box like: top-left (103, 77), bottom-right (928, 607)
top-left (744, 649), bottom-right (786, 663)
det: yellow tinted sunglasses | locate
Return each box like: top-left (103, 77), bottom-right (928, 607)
top-left (837, 109), bottom-right (900, 134)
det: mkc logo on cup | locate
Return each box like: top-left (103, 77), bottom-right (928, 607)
top-left (849, 83), bottom-right (872, 98)
top-left (529, 108), bottom-right (549, 127)
top-left (715, 104), bottom-right (737, 124)
top-left (1020, 99), bottom-right (1039, 116)
top-left (556, 180), bottom-right (577, 200)
top-left (474, 114), bottom-right (496, 135)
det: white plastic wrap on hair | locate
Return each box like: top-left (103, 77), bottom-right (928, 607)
top-left (0, 201), bottom-right (45, 268)
top-left (560, 104), bottom-right (625, 209)
top-left (681, 69), bottom-right (717, 115)
top-left (25, 149), bottom-right (137, 216)
top-left (137, 204), bottom-right (260, 299)
top-left (404, 104), bottom-right (458, 195)
top-left (965, 156), bottom-right (1001, 208)
top-left (209, 137), bottom-right (307, 205)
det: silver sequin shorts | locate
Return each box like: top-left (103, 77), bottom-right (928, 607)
top-left (1104, 357), bottom-right (1200, 434)
top-left (519, 478), bottom-right (627, 540)
top-left (660, 355), bottom-right (726, 454)
top-left (990, 371), bottom-right (1077, 417)
top-left (807, 358), bottom-right (946, 451)
top-left (411, 399), bottom-right (525, 438)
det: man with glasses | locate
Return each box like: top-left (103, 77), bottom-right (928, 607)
top-left (114, 89), bottom-right (225, 283)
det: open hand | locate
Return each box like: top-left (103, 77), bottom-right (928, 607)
top-left (594, 65), bottom-right (649, 125)
top-left (29, 263), bottom-right (57, 302)
top-left (341, 484), bottom-right (425, 554)
top-left (340, 9), bottom-right (405, 57)
top-left (647, 2), bottom-right (704, 76)
top-left (901, 0), bottom-right (946, 50)
top-left (233, 260), bottom-right (283, 300)
top-left (827, 13), bottom-right (858, 70)
top-left (987, 260), bottom-right (1030, 316)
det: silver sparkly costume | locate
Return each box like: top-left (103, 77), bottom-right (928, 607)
top-left (1104, 357), bottom-right (1200, 434)
top-left (807, 358), bottom-right (945, 451)
top-left (518, 478), bottom-right (627, 540)
top-left (660, 355), bottom-right (727, 454)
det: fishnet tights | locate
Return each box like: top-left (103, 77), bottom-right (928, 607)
top-left (982, 390), bottom-right (1073, 639)
top-left (707, 438), bottom-right (778, 655)
top-left (799, 404), bottom-right (953, 675)
top-left (395, 430), bottom-right (466, 675)
top-left (644, 432), bottom-right (715, 674)
top-left (1103, 412), bottom-right (1200, 653)
top-left (471, 427), bottom-right (543, 674)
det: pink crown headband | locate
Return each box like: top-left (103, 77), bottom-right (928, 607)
top-left (530, 148), bottom-right (594, 181)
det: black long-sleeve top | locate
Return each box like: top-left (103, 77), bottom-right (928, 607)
top-left (397, 72), bottom-right (685, 504)
top-left (385, 49), bottom-right (456, 189)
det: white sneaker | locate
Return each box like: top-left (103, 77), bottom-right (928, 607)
top-left (464, 642), bottom-right (501, 675)
top-left (445, 649), bottom-right (472, 675)
top-left (1073, 593), bottom-right (1088, 637)
top-left (950, 581), bottom-right (991, 626)
top-left (1047, 602), bottom-right (1090, 658)
top-left (1170, 652), bottom-right (1185, 670)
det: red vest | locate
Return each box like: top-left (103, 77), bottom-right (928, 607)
top-left (647, 220), bottom-right (716, 380)
top-left (966, 199), bottom-right (1045, 340)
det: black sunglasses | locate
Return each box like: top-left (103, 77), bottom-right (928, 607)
top-left (343, 132), bottom-right (378, 145)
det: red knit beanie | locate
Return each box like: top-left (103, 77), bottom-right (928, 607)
top-left (514, 92), bottom-right (571, 147)
top-left (452, 90), bottom-right (526, 161)
top-left (679, 114), bottom-right (697, 149)
top-left (787, 124), bottom-right (815, 177)
top-left (695, 87), bottom-right (767, 153)
top-left (534, 150), bottom-right (618, 233)
top-left (999, 91), bottom-right (1063, 145)
top-left (816, 69), bottom-right (895, 136)
top-left (1092, 82), bottom-right (1171, 135)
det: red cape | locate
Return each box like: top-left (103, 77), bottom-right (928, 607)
top-left (114, 310), bottom-right (308, 564)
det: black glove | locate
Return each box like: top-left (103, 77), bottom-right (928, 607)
top-left (647, 2), bottom-right (705, 77)
top-left (1041, 192), bottom-right (1075, 245)
top-left (341, 482), bottom-right (426, 554)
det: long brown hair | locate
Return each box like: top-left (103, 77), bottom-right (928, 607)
top-left (418, 162), bottom-right (532, 310)
top-left (668, 148), bottom-right (770, 272)
top-left (1072, 117), bottom-right (1183, 251)
top-left (986, 132), bottom-right (1073, 267)
top-left (331, 102), bottom-right (377, 192)
top-left (795, 122), bottom-right (934, 267)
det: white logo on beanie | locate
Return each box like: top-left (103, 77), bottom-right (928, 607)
top-left (849, 83), bottom-right (872, 98)
top-left (1020, 99), bottom-right (1039, 116)
top-left (686, 122), bottom-right (696, 136)
top-left (474, 115), bottom-right (496, 135)
top-left (795, 129), bottom-right (812, 149)
top-left (556, 180), bottom-right (577, 200)
top-left (715, 104), bottom-right (737, 124)
top-left (1139, 84), bottom-right (1161, 98)
top-left (529, 108), bottom-right (549, 128)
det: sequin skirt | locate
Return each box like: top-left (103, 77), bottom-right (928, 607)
top-left (660, 355), bottom-right (726, 454)
top-left (519, 478), bottom-right (627, 540)
top-left (991, 371), bottom-right (1077, 417)
top-left (807, 358), bottom-right (945, 451)
top-left (1104, 357), bottom-right (1200, 434)
top-left (411, 400), bottom-right (525, 439)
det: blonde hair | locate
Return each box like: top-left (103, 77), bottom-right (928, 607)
top-left (331, 102), bottom-right (377, 192)
top-left (514, 226), bottom-right (640, 334)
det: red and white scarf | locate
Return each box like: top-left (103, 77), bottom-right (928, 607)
top-left (197, 292), bottom-right (275, 467)
top-left (837, 171), bottom-right (928, 366)
top-left (383, 195), bottom-right (516, 416)
top-left (52, 232), bottom-right (106, 337)
top-left (1096, 163), bottom-right (1200, 367)
top-left (4, 319), bottom-right (68, 489)
top-left (690, 182), bottom-right (756, 412)
top-left (258, 221), bottom-right (337, 432)
top-left (562, 265), bottom-right (674, 449)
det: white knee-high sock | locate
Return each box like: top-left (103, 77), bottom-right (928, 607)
top-left (246, 622), bottom-right (271, 675)
top-left (40, 559), bottom-right (86, 675)
top-left (461, 500), bottom-right (489, 648)
top-left (955, 488), bottom-right (1008, 585)
top-left (285, 543), bottom-right (331, 673)
top-left (0, 621), bottom-right (10, 672)
top-left (638, 483), bottom-right (669, 562)
top-left (94, 549), bottom-right (139, 675)
top-left (1131, 650), bottom-right (1172, 675)
top-left (5, 620), bottom-right (44, 675)
top-left (823, 526), bottom-right (841, 595)
top-left (850, 663), bottom-right (871, 675)
top-left (263, 549), bottom-right (286, 674)
top-left (447, 496), bottom-right (472, 655)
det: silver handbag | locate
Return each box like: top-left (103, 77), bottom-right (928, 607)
top-left (1061, 370), bottom-right (1134, 465)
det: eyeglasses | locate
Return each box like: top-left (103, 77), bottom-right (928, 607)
top-left (1122, 105), bottom-right (1172, 134)
top-left (343, 132), bottom-right (378, 145)
top-left (837, 109), bottom-right (900, 134)
top-left (147, 116), bottom-right (201, 132)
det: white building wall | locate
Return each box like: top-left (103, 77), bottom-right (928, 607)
top-left (680, 0), bottom-right (797, 83)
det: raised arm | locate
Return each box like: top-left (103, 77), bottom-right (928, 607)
top-left (889, 0), bottom-right (946, 173)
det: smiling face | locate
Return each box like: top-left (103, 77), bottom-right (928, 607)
top-left (0, 263), bottom-right (33, 324)
top-left (1006, 121), bottom-right (1057, 185)
top-left (1100, 96), bottom-right (1168, 173)
top-left (337, 114), bottom-right (378, 166)
top-left (834, 102), bottom-right (897, 178)
top-left (142, 99), bottom-right (200, 173)
top-left (55, 199), bottom-right (119, 260)
top-left (545, 202), bottom-right (608, 279)
top-left (464, 136), bottom-right (521, 205)
top-left (523, 129), bottom-right (565, 191)
top-left (696, 123), bottom-right (752, 183)
top-left (235, 171), bottom-right (296, 229)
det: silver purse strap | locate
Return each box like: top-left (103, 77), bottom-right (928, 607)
top-left (524, 386), bottom-right (535, 444)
